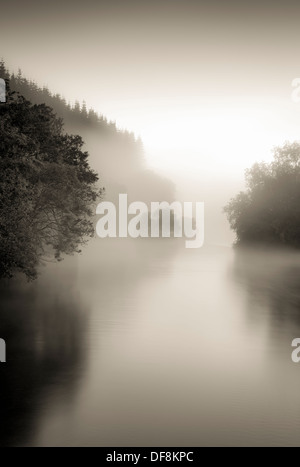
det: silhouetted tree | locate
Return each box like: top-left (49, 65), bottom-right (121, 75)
top-left (0, 89), bottom-right (102, 280)
top-left (224, 142), bottom-right (300, 247)
top-left (0, 61), bottom-right (175, 213)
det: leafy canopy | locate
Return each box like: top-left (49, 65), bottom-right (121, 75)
top-left (224, 142), bottom-right (300, 247)
top-left (0, 89), bottom-right (102, 280)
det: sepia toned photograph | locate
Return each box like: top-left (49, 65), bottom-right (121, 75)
top-left (1, 0), bottom-right (300, 449)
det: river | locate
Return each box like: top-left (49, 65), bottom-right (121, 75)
top-left (1, 239), bottom-right (300, 446)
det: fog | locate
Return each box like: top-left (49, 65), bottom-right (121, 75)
top-left (1, 0), bottom-right (300, 448)
top-left (2, 0), bottom-right (300, 178)
top-left (1, 241), bottom-right (300, 446)
top-left (2, 0), bottom-right (300, 251)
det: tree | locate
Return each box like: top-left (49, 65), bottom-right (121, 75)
top-left (0, 89), bottom-right (102, 280)
top-left (224, 142), bottom-right (300, 247)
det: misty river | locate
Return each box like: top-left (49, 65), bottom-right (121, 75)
top-left (1, 240), bottom-right (300, 447)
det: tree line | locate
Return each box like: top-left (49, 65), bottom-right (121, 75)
top-left (225, 142), bottom-right (300, 247)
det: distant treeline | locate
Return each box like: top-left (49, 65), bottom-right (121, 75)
top-left (225, 142), bottom-right (300, 248)
top-left (0, 60), bottom-right (135, 137)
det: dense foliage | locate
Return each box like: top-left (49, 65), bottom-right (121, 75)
top-left (0, 88), bottom-right (101, 280)
top-left (0, 61), bottom-right (174, 204)
top-left (224, 142), bottom-right (300, 247)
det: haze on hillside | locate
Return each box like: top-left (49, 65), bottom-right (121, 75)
top-left (0, 2), bottom-right (297, 237)
top-left (2, 0), bottom-right (300, 448)
top-left (2, 0), bottom-right (300, 245)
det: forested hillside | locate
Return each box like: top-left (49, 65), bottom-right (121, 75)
top-left (0, 61), bottom-right (174, 205)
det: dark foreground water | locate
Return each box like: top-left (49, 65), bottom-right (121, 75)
top-left (1, 239), bottom-right (300, 447)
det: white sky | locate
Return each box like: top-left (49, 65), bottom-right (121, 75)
top-left (1, 0), bottom-right (300, 181)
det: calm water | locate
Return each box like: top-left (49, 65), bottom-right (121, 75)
top-left (1, 239), bottom-right (300, 447)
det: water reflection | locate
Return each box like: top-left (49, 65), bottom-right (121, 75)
top-left (232, 246), bottom-right (300, 331)
top-left (0, 262), bottom-right (89, 447)
top-left (0, 239), bottom-right (180, 447)
top-left (2, 243), bottom-right (300, 446)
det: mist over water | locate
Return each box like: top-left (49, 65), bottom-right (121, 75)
top-left (1, 238), bottom-right (300, 447)
top-left (1, 0), bottom-right (300, 448)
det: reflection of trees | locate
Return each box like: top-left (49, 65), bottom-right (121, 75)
top-left (0, 238), bottom-right (180, 447)
top-left (232, 246), bottom-right (300, 328)
top-left (0, 272), bottom-right (88, 447)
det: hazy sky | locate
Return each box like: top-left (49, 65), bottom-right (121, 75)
top-left (2, 0), bottom-right (300, 178)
